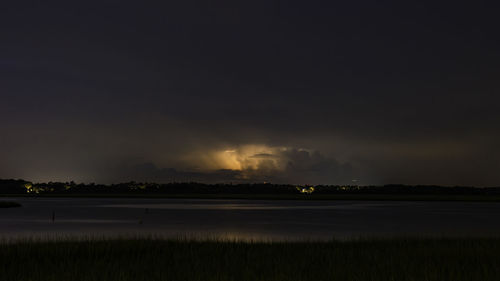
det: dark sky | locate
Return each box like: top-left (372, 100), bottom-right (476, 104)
top-left (1, 0), bottom-right (499, 186)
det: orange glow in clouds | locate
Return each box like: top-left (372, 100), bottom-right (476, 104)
top-left (185, 145), bottom-right (289, 172)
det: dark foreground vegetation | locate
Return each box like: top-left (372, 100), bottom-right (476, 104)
top-left (1, 237), bottom-right (500, 281)
top-left (2, 179), bottom-right (500, 201)
top-left (0, 201), bottom-right (21, 208)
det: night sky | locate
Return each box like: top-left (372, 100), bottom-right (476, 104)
top-left (1, 1), bottom-right (499, 186)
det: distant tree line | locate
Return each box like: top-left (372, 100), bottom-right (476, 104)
top-left (1, 179), bottom-right (500, 195)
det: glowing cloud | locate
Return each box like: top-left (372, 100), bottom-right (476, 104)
top-left (183, 145), bottom-right (293, 172)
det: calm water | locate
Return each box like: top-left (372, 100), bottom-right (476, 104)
top-left (2, 198), bottom-right (500, 241)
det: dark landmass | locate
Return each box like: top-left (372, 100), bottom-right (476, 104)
top-left (1, 237), bottom-right (500, 281)
top-left (0, 201), bottom-right (21, 208)
top-left (2, 179), bottom-right (500, 201)
top-left (4, 193), bottom-right (500, 202)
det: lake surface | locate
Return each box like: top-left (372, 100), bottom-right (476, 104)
top-left (2, 198), bottom-right (500, 241)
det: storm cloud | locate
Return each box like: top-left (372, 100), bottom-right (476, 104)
top-left (1, 1), bottom-right (499, 186)
top-left (104, 148), bottom-right (356, 185)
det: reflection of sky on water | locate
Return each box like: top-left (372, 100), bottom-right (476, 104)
top-left (0, 219), bottom-right (137, 224)
top-left (2, 198), bottom-right (500, 241)
top-left (97, 203), bottom-right (396, 210)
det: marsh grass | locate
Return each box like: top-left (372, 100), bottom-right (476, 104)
top-left (1, 237), bottom-right (500, 281)
top-left (0, 201), bottom-right (21, 208)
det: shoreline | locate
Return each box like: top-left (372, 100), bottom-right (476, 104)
top-left (0, 201), bottom-right (21, 208)
top-left (3, 193), bottom-right (500, 202)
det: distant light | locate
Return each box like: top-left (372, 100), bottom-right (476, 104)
top-left (296, 186), bottom-right (315, 194)
top-left (24, 183), bottom-right (33, 193)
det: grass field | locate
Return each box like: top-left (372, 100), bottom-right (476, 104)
top-left (0, 201), bottom-right (21, 208)
top-left (1, 237), bottom-right (500, 281)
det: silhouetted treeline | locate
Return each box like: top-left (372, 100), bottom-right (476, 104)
top-left (1, 179), bottom-right (500, 196)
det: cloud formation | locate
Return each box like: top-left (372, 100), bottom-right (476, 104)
top-left (1, 1), bottom-right (500, 186)
top-left (103, 147), bottom-right (356, 185)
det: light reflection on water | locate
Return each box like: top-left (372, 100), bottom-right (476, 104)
top-left (97, 203), bottom-right (390, 210)
top-left (2, 198), bottom-right (500, 241)
top-left (0, 219), bottom-right (137, 224)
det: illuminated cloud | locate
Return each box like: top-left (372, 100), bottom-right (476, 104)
top-left (106, 145), bottom-right (356, 185)
top-left (182, 145), bottom-right (286, 171)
